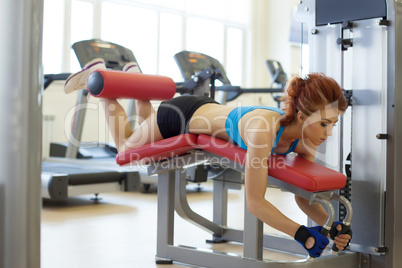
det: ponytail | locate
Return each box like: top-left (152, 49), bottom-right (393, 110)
top-left (280, 73), bottom-right (347, 126)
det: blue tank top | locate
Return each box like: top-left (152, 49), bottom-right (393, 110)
top-left (224, 106), bottom-right (299, 154)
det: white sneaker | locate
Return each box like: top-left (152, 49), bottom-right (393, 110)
top-left (122, 62), bottom-right (141, 73)
top-left (64, 58), bottom-right (106, 94)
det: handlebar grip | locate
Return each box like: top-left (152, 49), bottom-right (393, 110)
top-left (320, 226), bottom-right (330, 237)
top-left (332, 224), bottom-right (351, 253)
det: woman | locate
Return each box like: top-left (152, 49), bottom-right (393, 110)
top-left (65, 58), bottom-right (352, 258)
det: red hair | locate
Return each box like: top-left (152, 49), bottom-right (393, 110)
top-left (280, 73), bottom-right (347, 126)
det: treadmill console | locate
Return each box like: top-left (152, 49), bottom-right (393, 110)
top-left (174, 51), bottom-right (231, 85)
top-left (72, 39), bottom-right (141, 71)
top-left (266, 60), bottom-right (287, 88)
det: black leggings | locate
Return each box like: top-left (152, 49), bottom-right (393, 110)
top-left (156, 95), bottom-right (219, 139)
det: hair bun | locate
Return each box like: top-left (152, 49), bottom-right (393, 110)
top-left (280, 73), bottom-right (347, 127)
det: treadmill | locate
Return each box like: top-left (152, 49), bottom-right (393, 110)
top-left (49, 40), bottom-right (161, 186)
top-left (41, 161), bottom-right (139, 200)
top-left (174, 51), bottom-right (287, 105)
top-left (49, 39), bottom-right (141, 160)
top-left (41, 40), bottom-right (144, 200)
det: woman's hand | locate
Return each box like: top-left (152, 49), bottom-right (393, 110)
top-left (294, 225), bottom-right (329, 258)
top-left (313, 223), bottom-right (352, 251)
top-left (330, 222), bottom-right (352, 251)
top-left (305, 236), bottom-right (316, 249)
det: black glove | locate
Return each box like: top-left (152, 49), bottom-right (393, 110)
top-left (330, 221), bottom-right (352, 251)
top-left (294, 225), bottom-right (329, 258)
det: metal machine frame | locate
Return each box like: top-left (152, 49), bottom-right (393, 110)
top-left (297, 0), bottom-right (402, 267)
top-left (151, 1), bottom-right (402, 267)
top-left (150, 150), bottom-right (357, 267)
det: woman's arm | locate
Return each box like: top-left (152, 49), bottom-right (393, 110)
top-left (245, 145), bottom-right (301, 237)
top-left (243, 121), bottom-right (300, 237)
top-left (244, 131), bottom-right (322, 251)
top-left (293, 138), bottom-right (330, 225)
top-left (294, 138), bottom-right (352, 250)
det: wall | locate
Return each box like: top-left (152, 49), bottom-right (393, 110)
top-left (238, 0), bottom-right (301, 106)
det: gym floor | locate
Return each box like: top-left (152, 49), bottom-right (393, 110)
top-left (41, 182), bottom-right (307, 268)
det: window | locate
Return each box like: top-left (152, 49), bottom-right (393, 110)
top-left (101, 2), bottom-right (158, 74)
top-left (226, 27), bottom-right (244, 86)
top-left (42, 0), bottom-right (251, 86)
top-left (42, 0), bottom-right (64, 74)
top-left (70, 0), bottom-right (94, 70)
top-left (186, 17), bottom-right (224, 63)
top-left (159, 13), bottom-right (183, 81)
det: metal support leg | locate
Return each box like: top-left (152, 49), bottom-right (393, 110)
top-left (174, 169), bottom-right (223, 235)
top-left (207, 179), bottom-right (229, 243)
top-left (156, 171), bottom-right (175, 264)
top-left (213, 179), bottom-right (228, 226)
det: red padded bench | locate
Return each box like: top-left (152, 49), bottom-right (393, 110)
top-left (116, 133), bottom-right (347, 192)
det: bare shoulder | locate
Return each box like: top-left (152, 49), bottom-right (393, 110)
top-left (240, 109), bottom-right (282, 131)
top-left (240, 109), bottom-right (280, 151)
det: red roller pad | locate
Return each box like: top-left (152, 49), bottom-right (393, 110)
top-left (89, 69), bottom-right (176, 100)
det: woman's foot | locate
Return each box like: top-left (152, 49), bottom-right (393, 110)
top-left (64, 58), bottom-right (106, 94)
top-left (122, 62), bottom-right (141, 73)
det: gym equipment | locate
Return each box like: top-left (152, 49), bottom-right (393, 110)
top-left (72, 39), bottom-right (138, 71)
top-left (87, 70), bottom-right (176, 100)
top-left (120, 134), bottom-right (355, 267)
top-left (174, 51), bottom-right (286, 105)
top-left (41, 162), bottom-right (139, 200)
top-left (297, 0), bottom-right (400, 267)
top-left (266, 60), bottom-right (288, 107)
top-left (42, 73), bottom-right (140, 200)
top-left (88, 69), bottom-right (355, 267)
top-left (49, 39), bottom-right (141, 160)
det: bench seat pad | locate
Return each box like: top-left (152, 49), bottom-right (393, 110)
top-left (116, 134), bottom-right (347, 192)
top-left (116, 134), bottom-right (198, 165)
top-left (197, 134), bottom-right (346, 192)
